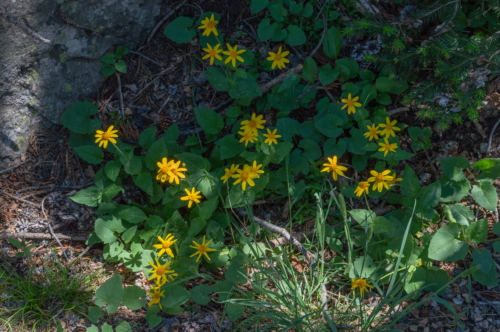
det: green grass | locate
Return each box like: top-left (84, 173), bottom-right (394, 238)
top-left (0, 252), bottom-right (99, 331)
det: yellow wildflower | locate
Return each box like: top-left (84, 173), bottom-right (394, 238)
top-left (387, 172), bottom-right (403, 186)
top-left (320, 156), bottom-right (348, 181)
top-left (222, 44), bottom-right (246, 67)
top-left (364, 124), bottom-right (380, 141)
top-left (341, 93), bottom-right (362, 115)
top-left (181, 187), bottom-right (202, 208)
top-left (95, 126), bottom-right (119, 149)
top-left (190, 236), bottom-right (217, 262)
top-left (240, 113), bottom-right (266, 135)
top-left (147, 287), bottom-right (165, 308)
top-left (378, 138), bottom-right (398, 157)
top-left (232, 164), bottom-right (259, 190)
top-left (249, 161), bottom-right (265, 176)
top-left (263, 128), bottom-right (281, 145)
top-left (221, 164), bottom-right (240, 184)
top-left (351, 279), bottom-right (374, 297)
top-left (266, 46), bottom-right (290, 69)
top-left (354, 181), bottom-right (370, 197)
top-left (152, 234), bottom-right (177, 258)
top-left (367, 170), bottom-right (393, 192)
top-left (238, 130), bottom-right (258, 147)
top-left (147, 258), bottom-right (177, 286)
top-left (167, 160), bottom-right (187, 185)
top-left (378, 117), bottom-right (401, 138)
top-left (198, 14), bottom-right (218, 36)
top-left (156, 157), bottom-right (172, 183)
top-left (202, 43), bottom-right (223, 65)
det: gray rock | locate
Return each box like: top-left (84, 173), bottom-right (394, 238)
top-left (0, 0), bottom-right (164, 169)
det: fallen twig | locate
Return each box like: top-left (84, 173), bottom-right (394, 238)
top-left (260, 64), bottom-right (303, 95)
top-left (0, 232), bottom-right (88, 242)
top-left (475, 293), bottom-right (500, 317)
top-left (0, 9), bottom-right (51, 44)
top-left (147, 0), bottom-right (188, 43)
top-left (116, 73), bottom-right (125, 119)
top-left (130, 50), bottom-right (160, 66)
top-left (387, 107), bottom-right (409, 116)
top-left (17, 182), bottom-right (93, 194)
top-left (0, 158), bottom-right (30, 175)
top-left (487, 116), bottom-right (500, 156)
top-left (0, 190), bottom-right (39, 207)
top-left (42, 196), bottom-right (70, 261)
top-left (309, 12), bottom-right (327, 58)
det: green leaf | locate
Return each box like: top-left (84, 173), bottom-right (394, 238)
top-left (60, 101), bottom-right (102, 135)
top-left (175, 152), bottom-right (210, 171)
top-left (359, 70), bottom-right (375, 81)
top-left (425, 267), bottom-right (449, 294)
top-left (225, 262), bottom-right (247, 284)
top-left (139, 126), bottom-right (156, 149)
top-left (188, 217), bottom-right (207, 238)
top-left (465, 218), bottom-right (488, 244)
top-left (319, 65), bottom-right (339, 86)
top-left (276, 118), bottom-right (299, 142)
top-left (270, 142), bottom-right (293, 164)
top-left (95, 274), bottom-right (123, 314)
top-left (404, 266), bottom-right (426, 294)
top-left (302, 57), bottom-right (318, 83)
top-left (163, 16), bottom-right (196, 44)
top-left (225, 185), bottom-right (255, 208)
top-left (314, 114), bottom-right (343, 138)
top-left (375, 77), bottom-right (396, 93)
top-left (122, 286), bottom-right (146, 310)
top-left (121, 226), bottom-right (137, 244)
top-left (257, 18), bottom-right (273, 41)
top-left (100, 53), bottom-right (115, 65)
top-left (439, 178), bottom-right (470, 202)
top-left (376, 93), bottom-right (391, 105)
top-left (114, 59), bottom-right (127, 73)
top-left (391, 80), bottom-right (409, 94)
top-left (228, 76), bottom-right (262, 99)
top-left (471, 248), bottom-right (492, 274)
top-left (440, 157), bottom-right (469, 181)
top-left (145, 138), bottom-right (168, 171)
top-left (206, 67), bottom-right (230, 91)
top-left (278, 73), bottom-right (300, 92)
top-left (473, 158), bottom-right (500, 182)
top-left (115, 321), bottom-right (132, 332)
top-left (70, 186), bottom-right (100, 207)
top-left (323, 26), bottom-right (342, 59)
top-left (269, 4), bottom-right (287, 21)
top-left (145, 305), bottom-right (162, 328)
top-left (102, 324), bottom-right (113, 332)
top-left (133, 172), bottom-right (153, 196)
top-left (349, 209), bottom-right (375, 227)
top-left (494, 241), bottom-right (500, 253)
top-left (166, 211), bottom-right (189, 239)
top-left (194, 108), bottom-right (224, 134)
top-left (472, 260), bottom-right (498, 286)
top-left (298, 139), bottom-right (321, 160)
top-left (285, 25), bottom-right (306, 46)
top-left (190, 284), bottom-right (212, 305)
top-left (213, 280), bottom-right (234, 302)
top-left (359, 84), bottom-right (377, 106)
top-left (160, 284), bottom-right (190, 308)
top-left (119, 207), bottom-right (147, 224)
top-left (227, 303), bottom-right (245, 322)
top-left (420, 181), bottom-right (441, 208)
top-left (115, 46), bottom-right (129, 59)
top-left (446, 203), bottom-right (474, 226)
top-left (105, 160), bottom-right (121, 182)
top-left (100, 63), bottom-right (116, 76)
top-left (471, 181), bottom-right (498, 210)
top-left (102, 184), bottom-right (123, 202)
top-left (74, 145), bottom-right (104, 165)
top-left (94, 219), bottom-right (117, 244)
top-left (428, 224), bottom-right (469, 262)
top-left (323, 138), bottom-right (347, 158)
top-left (336, 58), bottom-right (359, 79)
top-left (216, 135), bottom-right (245, 159)
top-left (372, 216), bottom-right (396, 234)
top-left (88, 306), bottom-right (104, 324)
top-left (251, 0), bottom-right (268, 13)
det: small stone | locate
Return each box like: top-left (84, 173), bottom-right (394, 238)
top-left (480, 143), bottom-right (488, 153)
top-left (474, 313), bottom-right (483, 321)
top-left (452, 296), bottom-right (464, 305)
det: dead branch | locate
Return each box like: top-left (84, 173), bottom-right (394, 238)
top-left (0, 158), bottom-right (30, 175)
top-left (116, 73), bottom-right (125, 118)
top-left (147, 0), bottom-right (188, 43)
top-left (260, 64), bottom-right (303, 95)
top-left (0, 232), bottom-right (88, 242)
top-left (0, 190), bottom-right (39, 207)
top-left (42, 196), bottom-right (70, 261)
top-left (0, 9), bottom-right (51, 44)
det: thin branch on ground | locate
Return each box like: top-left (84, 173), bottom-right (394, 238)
top-left (0, 190), bottom-right (39, 207)
top-left (0, 232), bottom-right (88, 241)
top-left (147, 0), bottom-right (188, 43)
top-left (116, 73), bottom-right (125, 119)
top-left (0, 9), bottom-right (51, 44)
top-left (309, 12), bottom-right (327, 58)
top-left (424, 149), bottom-right (440, 179)
top-left (130, 50), bottom-right (160, 66)
top-left (260, 64), bottom-right (303, 95)
top-left (69, 245), bottom-right (93, 266)
top-left (297, 81), bottom-right (321, 100)
top-left (0, 158), bottom-right (30, 175)
top-left (42, 196), bottom-right (70, 261)
top-left (487, 116), bottom-right (500, 155)
top-left (16, 182), bottom-right (93, 194)
top-left (475, 293), bottom-right (500, 317)
top-left (387, 107), bottom-right (409, 116)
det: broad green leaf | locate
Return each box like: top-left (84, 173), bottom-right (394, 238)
top-left (471, 248), bottom-right (492, 274)
top-left (349, 209), bottom-right (375, 227)
top-left (74, 145), bottom-right (104, 165)
top-left (428, 224), bottom-right (468, 262)
top-left (471, 181), bottom-right (498, 210)
top-left (302, 57), bottom-right (318, 83)
top-left (115, 46), bottom-right (129, 59)
top-left (276, 118), bottom-right (300, 142)
top-left (270, 142), bottom-right (293, 164)
top-left (160, 285), bottom-right (190, 308)
top-left (163, 16), bottom-right (196, 44)
top-left (445, 203), bottom-right (473, 226)
top-left (298, 139), bottom-right (321, 160)
top-left (336, 58), bottom-right (359, 78)
top-left (216, 135), bottom-right (245, 159)
top-left (323, 26), bottom-right (342, 59)
top-left (101, 63), bottom-right (116, 76)
top-left (134, 172), bottom-right (153, 196)
top-left (473, 158), bottom-right (500, 182)
top-left (420, 181), bottom-right (441, 208)
top-left (375, 77), bottom-right (396, 93)
top-left (424, 267), bottom-right (449, 294)
top-left (205, 67), bottom-right (230, 91)
top-left (102, 324), bottom-right (113, 332)
top-left (227, 303), bottom-right (245, 322)
top-left (472, 261), bottom-right (498, 286)
top-left (269, 4), bottom-right (287, 21)
top-left (440, 157), bottom-right (469, 181)
top-left (376, 93), bottom-right (391, 105)
top-left (319, 65), bottom-right (339, 86)
top-left (122, 286), bottom-right (146, 310)
top-left (314, 114), bottom-right (343, 138)
top-left (70, 186), bottom-right (100, 207)
top-left (88, 306), bottom-right (104, 324)
top-left (119, 207), bottom-right (147, 224)
top-left (175, 152), bottom-right (211, 171)
top-left (251, 0), bottom-right (268, 13)
top-left (359, 84), bottom-right (377, 106)
top-left (404, 266), bottom-right (426, 294)
top-left (166, 211), bottom-right (189, 239)
top-left (105, 160), bottom-right (121, 182)
top-left (285, 25), bottom-right (306, 46)
top-left (145, 137), bottom-right (168, 171)
top-left (100, 53), bottom-right (115, 65)
top-left (225, 262), bottom-right (247, 284)
top-left (145, 305), bottom-right (162, 328)
top-left (372, 216), bottom-right (396, 234)
top-left (114, 60), bottom-right (127, 73)
top-left (391, 80), bottom-right (409, 94)
top-left (228, 76), bottom-right (262, 99)
top-left (121, 226), bottom-right (137, 243)
top-left (102, 184), bottom-right (123, 202)
top-left (257, 18), bottom-right (273, 41)
top-left (465, 218), bottom-right (488, 244)
top-left (190, 284), bottom-right (212, 305)
top-left (94, 274), bottom-right (123, 314)
top-left (195, 108), bottom-right (224, 135)
top-left (139, 126), bottom-right (156, 149)
top-left (439, 178), bottom-right (470, 202)
top-left (60, 101), bottom-right (102, 135)
top-left (323, 138), bottom-right (347, 158)
top-left (225, 185), bottom-right (255, 208)
top-left (115, 321), bottom-right (132, 332)
top-left (188, 217), bottom-right (207, 238)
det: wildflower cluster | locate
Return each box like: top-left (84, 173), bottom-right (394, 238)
top-left (238, 112), bottom-right (281, 147)
top-left (364, 117), bottom-right (402, 157)
top-left (221, 161), bottom-right (265, 191)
